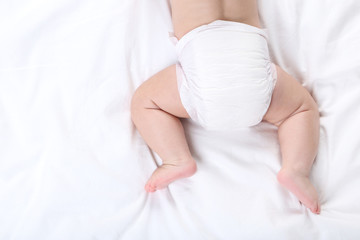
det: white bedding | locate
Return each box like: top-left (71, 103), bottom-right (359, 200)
top-left (1, 0), bottom-right (360, 239)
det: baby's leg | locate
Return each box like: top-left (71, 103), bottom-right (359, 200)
top-left (263, 66), bottom-right (320, 214)
top-left (131, 65), bottom-right (196, 193)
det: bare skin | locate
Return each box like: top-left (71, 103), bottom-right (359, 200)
top-left (131, 0), bottom-right (320, 214)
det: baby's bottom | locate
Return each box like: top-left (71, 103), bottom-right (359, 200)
top-left (131, 64), bottom-right (320, 214)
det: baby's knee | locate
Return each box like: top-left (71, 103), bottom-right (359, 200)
top-left (131, 83), bottom-right (150, 116)
top-left (130, 81), bottom-right (156, 119)
top-left (299, 92), bottom-right (319, 118)
top-left (276, 91), bottom-right (319, 127)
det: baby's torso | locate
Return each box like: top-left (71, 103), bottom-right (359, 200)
top-left (170, 0), bottom-right (261, 39)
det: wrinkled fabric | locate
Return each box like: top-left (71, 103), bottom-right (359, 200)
top-left (2, 0), bottom-right (360, 239)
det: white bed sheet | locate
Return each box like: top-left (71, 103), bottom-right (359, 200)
top-left (1, 0), bottom-right (360, 239)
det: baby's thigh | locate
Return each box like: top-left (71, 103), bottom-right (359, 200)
top-left (133, 64), bottom-right (189, 119)
top-left (263, 66), bottom-right (315, 125)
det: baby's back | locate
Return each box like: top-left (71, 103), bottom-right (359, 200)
top-left (171, 0), bottom-right (261, 39)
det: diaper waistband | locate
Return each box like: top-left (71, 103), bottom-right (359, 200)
top-left (169, 20), bottom-right (268, 51)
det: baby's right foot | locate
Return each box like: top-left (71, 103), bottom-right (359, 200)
top-left (145, 157), bottom-right (197, 192)
top-left (277, 169), bottom-right (320, 214)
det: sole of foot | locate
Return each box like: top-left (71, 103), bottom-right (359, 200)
top-left (277, 169), bottom-right (320, 214)
top-left (145, 159), bottom-right (197, 193)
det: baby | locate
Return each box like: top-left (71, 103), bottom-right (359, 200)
top-left (131, 0), bottom-right (321, 214)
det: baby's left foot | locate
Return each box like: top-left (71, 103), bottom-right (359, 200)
top-left (277, 168), bottom-right (321, 214)
top-left (145, 158), bottom-right (197, 192)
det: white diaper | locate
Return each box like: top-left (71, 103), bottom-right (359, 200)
top-left (171, 20), bottom-right (277, 130)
